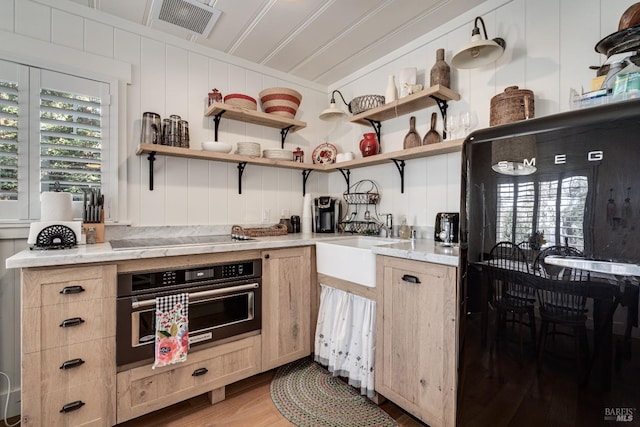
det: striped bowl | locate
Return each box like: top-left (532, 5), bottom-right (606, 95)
top-left (223, 93), bottom-right (257, 110)
top-left (259, 87), bottom-right (302, 119)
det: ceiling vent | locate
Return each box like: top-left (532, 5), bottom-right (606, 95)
top-left (150, 0), bottom-right (221, 37)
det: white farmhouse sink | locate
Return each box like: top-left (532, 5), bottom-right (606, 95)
top-left (315, 237), bottom-right (398, 287)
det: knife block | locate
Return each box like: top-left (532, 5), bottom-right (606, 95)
top-left (82, 211), bottom-right (105, 243)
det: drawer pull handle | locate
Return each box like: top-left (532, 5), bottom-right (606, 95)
top-left (401, 274), bottom-right (421, 284)
top-left (60, 358), bottom-right (85, 370)
top-left (60, 285), bottom-right (85, 295)
top-left (192, 367), bottom-right (209, 377)
top-left (59, 317), bottom-right (85, 328)
top-left (60, 400), bottom-right (85, 413)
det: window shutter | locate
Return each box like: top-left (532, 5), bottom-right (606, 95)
top-left (496, 175), bottom-right (587, 252)
top-left (0, 80), bottom-right (19, 201)
top-left (39, 87), bottom-right (102, 198)
top-left (0, 62), bottom-right (115, 222)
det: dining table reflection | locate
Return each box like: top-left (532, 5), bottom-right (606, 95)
top-left (474, 249), bottom-right (635, 390)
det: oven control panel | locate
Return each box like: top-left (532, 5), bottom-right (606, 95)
top-left (118, 259), bottom-right (262, 296)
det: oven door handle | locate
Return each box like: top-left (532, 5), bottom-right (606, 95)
top-left (131, 282), bottom-right (260, 309)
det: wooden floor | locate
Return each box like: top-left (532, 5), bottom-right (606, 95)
top-left (457, 313), bottom-right (640, 427)
top-left (117, 369), bottom-right (426, 427)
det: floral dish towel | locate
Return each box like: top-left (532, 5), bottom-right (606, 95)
top-left (153, 293), bottom-right (189, 369)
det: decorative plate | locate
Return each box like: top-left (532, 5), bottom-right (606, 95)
top-left (312, 142), bottom-right (338, 164)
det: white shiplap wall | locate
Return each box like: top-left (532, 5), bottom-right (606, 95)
top-left (0, 0), bottom-right (638, 419)
top-left (325, 0), bottom-right (634, 231)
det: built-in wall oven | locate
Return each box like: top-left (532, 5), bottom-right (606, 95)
top-left (116, 259), bottom-right (261, 369)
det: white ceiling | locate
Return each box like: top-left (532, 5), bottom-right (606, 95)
top-left (69, 0), bottom-right (486, 86)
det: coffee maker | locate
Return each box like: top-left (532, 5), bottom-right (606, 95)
top-left (434, 212), bottom-right (459, 246)
top-left (313, 197), bottom-right (341, 233)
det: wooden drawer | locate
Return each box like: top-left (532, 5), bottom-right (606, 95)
top-left (21, 378), bottom-right (115, 427)
top-left (22, 265), bottom-right (116, 308)
top-left (117, 334), bottom-right (262, 423)
top-left (23, 297), bottom-right (115, 353)
top-left (23, 337), bottom-right (115, 396)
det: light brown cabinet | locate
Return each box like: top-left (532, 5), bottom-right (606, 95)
top-left (20, 264), bottom-right (117, 427)
top-left (375, 256), bottom-right (458, 427)
top-left (116, 334), bottom-right (261, 423)
top-left (261, 246), bottom-right (312, 370)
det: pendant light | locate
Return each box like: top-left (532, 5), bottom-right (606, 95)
top-left (319, 90), bottom-right (350, 121)
top-left (451, 16), bottom-right (506, 69)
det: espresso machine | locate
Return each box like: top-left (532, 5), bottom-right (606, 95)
top-left (434, 212), bottom-right (459, 245)
top-left (313, 197), bottom-right (341, 233)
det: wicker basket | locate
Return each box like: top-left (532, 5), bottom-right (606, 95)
top-left (339, 220), bottom-right (382, 235)
top-left (343, 192), bottom-right (379, 205)
top-left (224, 94), bottom-right (257, 110)
top-left (259, 87), bottom-right (302, 119)
top-left (349, 95), bottom-right (385, 115)
top-left (490, 86), bottom-right (534, 126)
top-left (231, 224), bottom-right (287, 237)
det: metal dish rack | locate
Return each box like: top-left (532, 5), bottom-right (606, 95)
top-left (339, 180), bottom-right (384, 235)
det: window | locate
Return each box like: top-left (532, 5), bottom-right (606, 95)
top-left (0, 60), bottom-right (114, 221)
top-left (496, 174), bottom-right (588, 251)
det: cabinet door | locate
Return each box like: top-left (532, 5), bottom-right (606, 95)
top-left (21, 264), bottom-right (117, 427)
top-left (261, 246), bottom-right (311, 370)
top-left (376, 256), bottom-right (457, 427)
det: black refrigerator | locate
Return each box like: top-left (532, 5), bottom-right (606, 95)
top-left (457, 98), bottom-right (640, 426)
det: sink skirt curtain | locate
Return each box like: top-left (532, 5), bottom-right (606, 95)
top-left (314, 284), bottom-right (376, 398)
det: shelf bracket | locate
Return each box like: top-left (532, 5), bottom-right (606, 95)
top-left (391, 159), bottom-right (406, 193)
top-left (237, 162), bottom-right (247, 194)
top-left (302, 169), bottom-right (313, 195)
top-left (280, 125), bottom-right (294, 148)
top-left (337, 168), bottom-right (351, 192)
top-left (147, 151), bottom-right (156, 191)
top-left (364, 119), bottom-right (382, 144)
top-left (429, 96), bottom-right (449, 139)
top-left (213, 111), bottom-right (225, 141)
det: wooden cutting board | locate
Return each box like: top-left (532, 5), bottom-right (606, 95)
top-left (403, 116), bottom-right (421, 149)
top-left (423, 112), bottom-right (441, 145)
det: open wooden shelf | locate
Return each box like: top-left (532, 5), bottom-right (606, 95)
top-left (349, 85), bottom-right (461, 126)
top-left (139, 85), bottom-right (464, 194)
top-left (204, 101), bottom-right (306, 133)
top-left (137, 139), bottom-right (464, 195)
top-left (323, 139), bottom-right (464, 170)
top-left (137, 139), bottom-right (464, 173)
top-left (136, 143), bottom-right (323, 171)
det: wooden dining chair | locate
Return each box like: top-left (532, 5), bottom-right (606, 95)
top-left (532, 246), bottom-right (590, 380)
top-left (487, 241), bottom-right (537, 363)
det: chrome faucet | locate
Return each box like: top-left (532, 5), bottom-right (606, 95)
top-left (380, 224), bottom-right (392, 238)
top-left (379, 214), bottom-right (394, 238)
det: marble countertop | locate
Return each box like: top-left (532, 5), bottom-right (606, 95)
top-left (371, 239), bottom-right (459, 266)
top-left (5, 233), bottom-right (459, 269)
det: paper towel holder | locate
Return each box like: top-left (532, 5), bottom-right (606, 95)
top-left (31, 224), bottom-right (77, 250)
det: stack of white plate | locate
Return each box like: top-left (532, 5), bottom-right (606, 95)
top-left (263, 149), bottom-right (293, 160)
top-left (237, 142), bottom-right (261, 157)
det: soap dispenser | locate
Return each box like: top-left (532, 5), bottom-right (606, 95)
top-left (398, 216), bottom-right (411, 239)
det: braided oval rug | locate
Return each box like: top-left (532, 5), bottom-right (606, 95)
top-left (270, 357), bottom-right (397, 427)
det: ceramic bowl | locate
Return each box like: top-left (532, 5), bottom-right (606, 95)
top-left (202, 141), bottom-right (232, 153)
